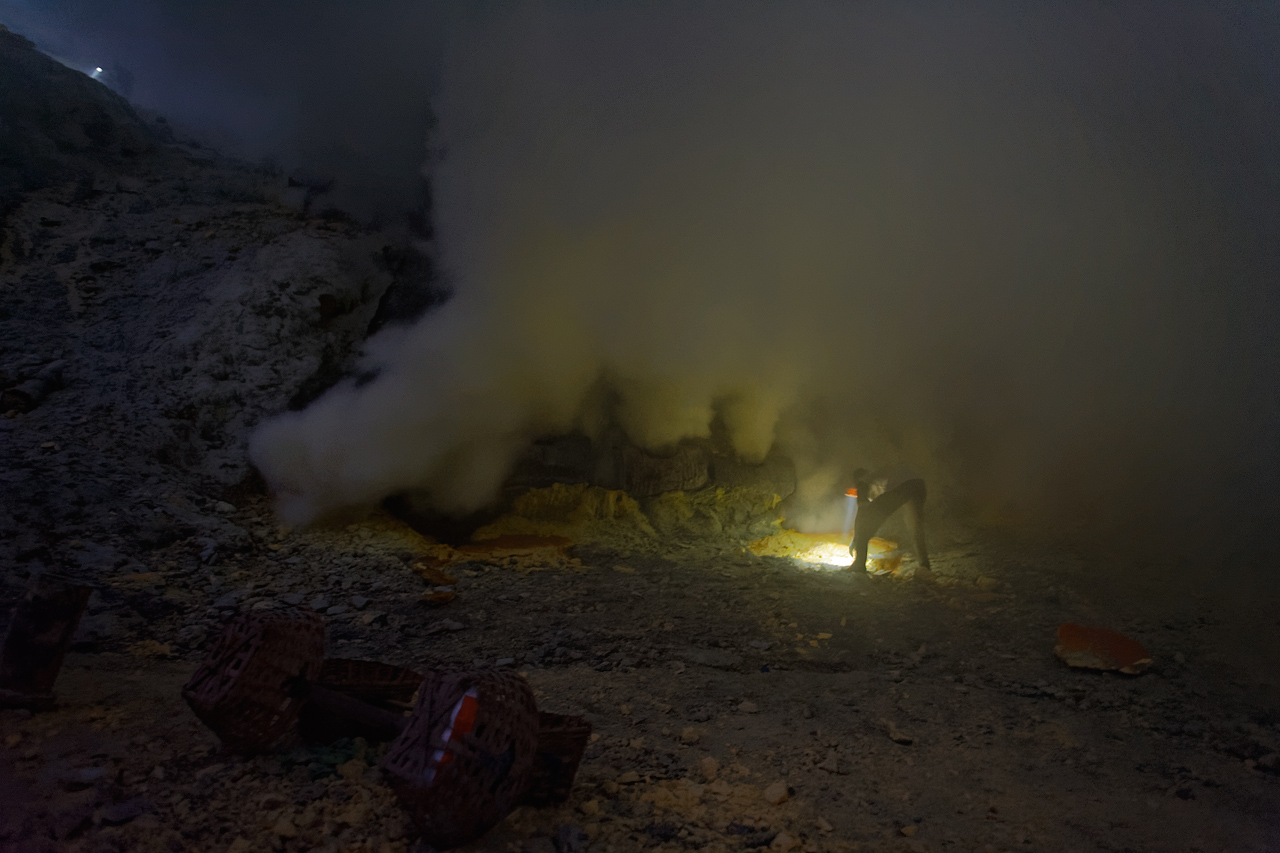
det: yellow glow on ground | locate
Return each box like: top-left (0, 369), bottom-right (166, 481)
top-left (748, 530), bottom-right (902, 573)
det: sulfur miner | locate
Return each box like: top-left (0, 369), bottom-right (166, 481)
top-left (848, 465), bottom-right (930, 574)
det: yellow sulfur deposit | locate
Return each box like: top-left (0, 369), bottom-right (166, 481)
top-left (471, 483), bottom-right (657, 547)
top-left (644, 486), bottom-right (783, 540)
top-left (749, 530), bottom-right (901, 573)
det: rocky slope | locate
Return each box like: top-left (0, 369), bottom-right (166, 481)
top-left (0, 23), bottom-right (404, 589)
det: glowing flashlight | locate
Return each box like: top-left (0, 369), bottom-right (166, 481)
top-left (841, 488), bottom-right (858, 539)
top-left (90, 67), bottom-right (103, 79)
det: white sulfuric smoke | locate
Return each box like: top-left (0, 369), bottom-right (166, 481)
top-left (248, 3), bottom-right (1280, 540)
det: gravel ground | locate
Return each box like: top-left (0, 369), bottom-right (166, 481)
top-left (3, 510), bottom-right (1279, 853)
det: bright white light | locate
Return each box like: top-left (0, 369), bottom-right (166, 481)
top-left (749, 531), bottom-right (903, 573)
top-left (797, 540), bottom-right (855, 568)
top-left (91, 67), bottom-right (103, 78)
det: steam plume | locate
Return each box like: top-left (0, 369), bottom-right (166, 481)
top-left (18, 1), bottom-right (1267, 542)
top-left (249, 2), bottom-right (1280, 545)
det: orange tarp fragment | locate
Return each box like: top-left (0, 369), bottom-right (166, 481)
top-left (1054, 623), bottom-right (1152, 675)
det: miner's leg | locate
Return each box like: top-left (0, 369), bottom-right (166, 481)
top-left (906, 488), bottom-right (930, 568)
top-left (851, 528), bottom-right (871, 573)
top-left (849, 489), bottom-right (907, 572)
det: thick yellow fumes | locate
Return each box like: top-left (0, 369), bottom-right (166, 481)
top-left (252, 3), bottom-right (1250, 542)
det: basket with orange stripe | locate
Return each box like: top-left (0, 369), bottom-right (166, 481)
top-left (381, 669), bottom-right (540, 849)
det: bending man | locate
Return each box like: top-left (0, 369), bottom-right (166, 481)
top-left (849, 465), bottom-right (930, 573)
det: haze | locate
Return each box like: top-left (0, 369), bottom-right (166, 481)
top-left (9, 0), bottom-right (1278, 564)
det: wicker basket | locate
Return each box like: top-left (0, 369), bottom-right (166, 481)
top-left (182, 611), bottom-right (324, 752)
top-left (317, 658), bottom-right (424, 704)
top-left (523, 711), bottom-right (593, 806)
top-left (382, 669), bottom-right (539, 849)
top-left (299, 658), bottom-right (424, 744)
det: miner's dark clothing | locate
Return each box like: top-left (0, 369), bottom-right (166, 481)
top-left (849, 467), bottom-right (930, 573)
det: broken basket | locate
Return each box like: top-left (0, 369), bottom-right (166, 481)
top-left (523, 711), bottom-right (593, 806)
top-left (182, 611), bottom-right (324, 752)
top-left (299, 657), bottom-right (424, 744)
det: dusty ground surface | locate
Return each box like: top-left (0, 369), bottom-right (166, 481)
top-left (3, 509), bottom-right (1280, 853)
top-left (2, 23), bottom-right (1280, 853)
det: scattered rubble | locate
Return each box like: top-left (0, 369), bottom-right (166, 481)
top-left (763, 781), bottom-right (790, 805)
top-left (883, 720), bottom-right (914, 746)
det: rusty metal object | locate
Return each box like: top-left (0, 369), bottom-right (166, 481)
top-left (181, 611), bottom-right (325, 751)
top-left (0, 572), bottom-right (93, 710)
top-left (382, 669), bottom-right (540, 849)
top-left (523, 711), bottom-right (593, 806)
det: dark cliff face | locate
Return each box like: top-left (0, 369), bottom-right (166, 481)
top-left (0, 1), bottom-right (448, 222)
top-left (0, 25), bottom-right (167, 223)
top-left (0, 26), bottom-right (405, 593)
